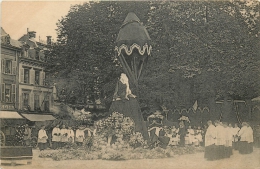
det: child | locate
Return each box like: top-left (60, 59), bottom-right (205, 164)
top-left (172, 126), bottom-right (179, 146)
top-left (186, 125), bottom-right (194, 145)
top-left (60, 125), bottom-right (69, 147)
top-left (75, 125), bottom-right (85, 146)
top-left (67, 126), bottom-right (75, 143)
top-left (194, 126), bottom-right (203, 147)
top-left (38, 125), bottom-right (48, 151)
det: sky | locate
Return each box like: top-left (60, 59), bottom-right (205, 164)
top-left (1, 1), bottom-right (85, 42)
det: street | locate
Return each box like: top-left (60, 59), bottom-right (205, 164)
top-left (1, 147), bottom-right (260, 169)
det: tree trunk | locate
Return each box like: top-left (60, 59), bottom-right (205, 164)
top-left (245, 99), bottom-right (252, 120)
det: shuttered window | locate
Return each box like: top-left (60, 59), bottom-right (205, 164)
top-left (11, 84), bottom-right (16, 103)
top-left (1, 83), bottom-right (5, 101)
top-left (20, 68), bottom-right (24, 83)
top-left (30, 69), bottom-right (35, 85)
top-left (42, 72), bottom-right (45, 86)
top-left (12, 61), bottom-right (16, 75)
top-left (44, 95), bottom-right (50, 112)
top-left (1, 59), bottom-right (5, 73)
top-left (34, 94), bottom-right (40, 110)
top-left (24, 69), bottom-right (30, 84)
top-left (35, 70), bottom-right (40, 85)
top-left (22, 93), bottom-right (29, 108)
top-left (4, 84), bottom-right (11, 102)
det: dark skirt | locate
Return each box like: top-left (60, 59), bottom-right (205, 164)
top-left (238, 141), bottom-right (253, 154)
top-left (254, 137), bottom-right (260, 148)
top-left (223, 146), bottom-right (232, 158)
top-left (216, 145), bottom-right (225, 159)
top-left (109, 97), bottom-right (148, 140)
top-left (158, 136), bottom-right (170, 149)
top-left (204, 145), bottom-right (218, 161)
top-left (52, 141), bottom-right (60, 149)
top-left (38, 143), bottom-right (47, 151)
top-left (232, 141), bottom-right (239, 150)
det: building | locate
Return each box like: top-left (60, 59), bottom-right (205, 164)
top-left (1, 27), bottom-right (21, 114)
top-left (18, 30), bottom-right (53, 113)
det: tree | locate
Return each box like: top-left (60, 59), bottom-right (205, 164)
top-left (47, 1), bottom-right (150, 106)
top-left (139, 1), bottom-right (260, 111)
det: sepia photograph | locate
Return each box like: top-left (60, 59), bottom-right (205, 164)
top-left (1, 0), bottom-right (260, 169)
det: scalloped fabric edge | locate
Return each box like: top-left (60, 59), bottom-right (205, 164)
top-left (115, 43), bottom-right (152, 56)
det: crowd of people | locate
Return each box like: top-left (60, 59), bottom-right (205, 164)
top-left (147, 121), bottom-right (205, 148)
top-left (27, 117), bottom-right (259, 156)
top-left (36, 124), bottom-right (97, 151)
top-left (204, 120), bottom-right (254, 161)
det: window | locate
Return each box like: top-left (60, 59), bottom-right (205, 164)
top-left (35, 50), bottom-right (40, 60)
top-left (35, 70), bottom-right (40, 85)
top-left (5, 87), bottom-right (11, 102)
top-left (44, 96), bottom-right (49, 112)
top-left (5, 60), bottom-right (12, 74)
top-left (1, 59), bottom-right (16, 74)
top-left (34, 94), bottom-right (40, 110)
top-left (24, 69), bottom-right (30, 83)
top-left (1, 84), bottom-right (16, 102)
top-left (22, 93), bottom-right (29, 108)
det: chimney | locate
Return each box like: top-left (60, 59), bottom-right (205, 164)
top-left (28, 31), bottom-right (36, 38)
top-left (27, 28), bottom-right (29, 33)
top-left (46, 36), bottom-right (52, 45)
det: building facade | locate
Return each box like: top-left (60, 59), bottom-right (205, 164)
top-left (18, 30), bottom-right (53, 113)
top-left (1, 28), bottom-right (21, 112)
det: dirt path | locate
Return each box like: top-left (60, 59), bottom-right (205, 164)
top-left (1, 148), bottom-right (260, 169)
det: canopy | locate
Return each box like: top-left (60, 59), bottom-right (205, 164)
top-left (115, 12), bottom-right (152, 56)
top-left (0, 111), bottom-right (24, 119)
top-left (21, 113), bottom-right (56, 121)
top-left (115, 12), bottom-right (152, 89)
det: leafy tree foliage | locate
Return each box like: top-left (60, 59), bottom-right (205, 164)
top-left (47, 1), bottom-right (260, 112)
top-left (140, 1), bottom-right (260, 110)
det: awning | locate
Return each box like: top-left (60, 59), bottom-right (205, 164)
top-left (252, 96), bottom-right (260, 102)
top-left (0, 111), bottom-right (24, 119)
top-left (21, 113), bottom-right (56, 121)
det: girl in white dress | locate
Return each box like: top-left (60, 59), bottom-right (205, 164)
top-left (76, 126), bottom-right (85, 146)
top-left (67, 126), bottom-right (75, 143)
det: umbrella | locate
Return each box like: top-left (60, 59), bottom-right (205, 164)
top-left (115, 12), bottom-right (152, 90)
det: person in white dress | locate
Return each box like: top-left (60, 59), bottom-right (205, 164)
top-left (52, 124), bottom-right (61, 149)
top-left (186, 125), bottom-right (194, 145)
top-left (223, 122), bottom-right (233, 158)
top-left (194, 126), bottom-right (203, 147)
top-left (172, 126), bottom-right (179, 146)
top-left (238, 122), bottom-right (254, 154)
top-left (38, 125), bottom-right (48, 151)
top-left (232, 123), bottom-right (240, 150)
top-left (204, 120), bottom-right (216, 160)
top-left (67, 126), bottom-right (75, 143)
top-left (76, 126), bottom-right (85, 146)
top-left (215, 121), bottom-right (226, 159)
top-left (60, 125), bottom-right (69, 147)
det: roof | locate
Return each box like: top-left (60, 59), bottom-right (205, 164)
top-left (18, 34), bottom-right (29, 42)
top-left (1, 27), bottom-right (9, 37)
top-left (10, 39), bottom-right (23, 48)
